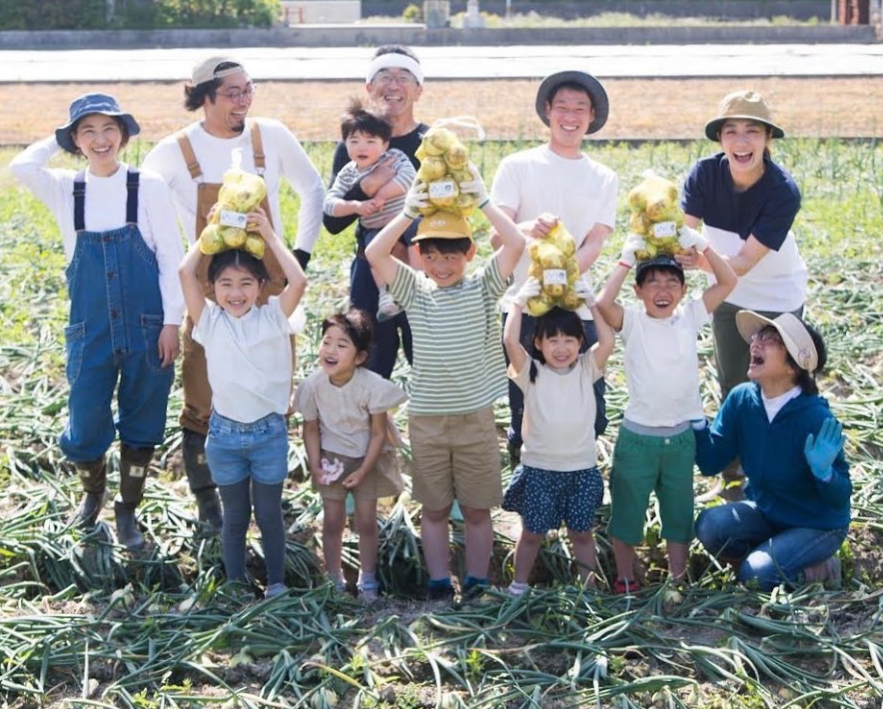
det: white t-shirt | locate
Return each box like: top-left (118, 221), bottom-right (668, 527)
top-left (142, 118), bottom-right (325, 251)
top-left (704, 224), bottom-right (807, 311)
top-left (491, 144), bottom-right (619, 317)
top-left (621, 298), bottom-right (711, 427)
top-left (293, 367), bottom-right (407, 458)
top-left (761, 384), bottom-right (802, 423)
top-left (193, 297), bottom-right (293, 423)
top-left (510, 352), bottom-right (603, 472)
top-left (9, 136), bottom-right (185, 326)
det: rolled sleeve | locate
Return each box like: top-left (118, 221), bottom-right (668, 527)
top-left (389, 263), bottom-right (418, 309)
top-left (482, 256), bottom-right (509, 301)
top-left (750, 187), bottom-right (801, 251)
top-left (292, 375), bottom-right (319, 421)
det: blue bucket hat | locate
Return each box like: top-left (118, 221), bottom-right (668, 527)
top-left (55, 93), bottom-right (140, 154)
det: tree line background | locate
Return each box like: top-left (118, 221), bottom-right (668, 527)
top-left (0, 0), bottom-right (280, 29)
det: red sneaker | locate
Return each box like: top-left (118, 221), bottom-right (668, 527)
top-left (613, 578), bottom-right (641, 595)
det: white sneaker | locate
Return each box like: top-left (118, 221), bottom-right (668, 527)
top-left (508, 581), bottom-right (530, 597)
top-left (265, 582), bottom-right (288, 599)
top-left (376, 291), bottom-right (403, 322)
top-left (358, 586), bottom-right (379, 604)
top-left (357, 576), bottom-right (380, 603)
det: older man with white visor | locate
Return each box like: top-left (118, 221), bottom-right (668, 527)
top-left (323, 46), bottom-right (429, 379)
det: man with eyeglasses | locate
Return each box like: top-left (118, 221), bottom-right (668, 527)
top-left (143, 56), bottom-right (324, 532)
top-left (324, 45), bottom-right (429, 379)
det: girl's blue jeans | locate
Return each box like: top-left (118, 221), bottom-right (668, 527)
top-left (205, 411), bottom-right (289, 486)
top-left (696, 500), bottom-right (847, 591)
top-left (205, 411), bottom-right (289, 586)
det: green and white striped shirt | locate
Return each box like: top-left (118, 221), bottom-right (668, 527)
top-left (390, 257), bottom-right (509, 415)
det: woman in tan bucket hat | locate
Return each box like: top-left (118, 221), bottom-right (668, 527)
top-left (679, 90), bottom-right (807, 501)
top-left (691, 312), bottom-right (849, 591)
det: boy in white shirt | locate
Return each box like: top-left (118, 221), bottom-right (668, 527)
top-left (596, 230), bottom-right (736, 592)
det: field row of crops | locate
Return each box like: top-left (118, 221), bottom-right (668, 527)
top-left (0, 138), bottom-right (881, 707)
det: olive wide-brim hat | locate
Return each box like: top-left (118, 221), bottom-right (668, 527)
top-left (535, 70), bottom-right (609, 134)
top-left (704, 90), bottom-right (785, 141)
top-left (55, 93), bottom-right (140, 155)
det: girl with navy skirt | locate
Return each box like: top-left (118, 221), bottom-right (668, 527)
top-left (501, 277), bottom-right (614, 595)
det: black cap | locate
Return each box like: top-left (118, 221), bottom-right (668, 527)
top-left (635, 254), bottom-right (684, 281)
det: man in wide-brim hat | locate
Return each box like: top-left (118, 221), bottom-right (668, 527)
top-left (489, 69), bottom-right (619, 464)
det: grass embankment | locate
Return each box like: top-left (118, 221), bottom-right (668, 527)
top-left (0, 139), bottom-right (881, 708)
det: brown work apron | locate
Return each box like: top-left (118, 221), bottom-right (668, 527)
top-left (177, 122), bottom-right (296, 435)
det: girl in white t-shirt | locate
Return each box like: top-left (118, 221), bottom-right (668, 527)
top-left (502, 278), bottom-right (614, 595)
top-left (179, 209), bottom-right (306, 600)
top-left (293, 309), bottom-right (406, 602)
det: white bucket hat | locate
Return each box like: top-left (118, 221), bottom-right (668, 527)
top-left (736, 311), bottom-right (819, 373)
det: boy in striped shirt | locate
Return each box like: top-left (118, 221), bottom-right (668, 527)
top-left (366, 168), bottom-right (525, 599)
top-left (324, 99), bottom-right (417, 322)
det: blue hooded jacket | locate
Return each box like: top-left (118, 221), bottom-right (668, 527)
top-left (695, 382), bottom-right (850, 530)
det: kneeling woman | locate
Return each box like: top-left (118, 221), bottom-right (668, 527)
top-left (694, 311), bottom-right (849, 591)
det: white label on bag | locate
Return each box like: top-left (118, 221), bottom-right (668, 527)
top-left (653, 221), bottom-right (676, 238)
top-left (220, 210), bottom-right (248, 229)
top-left (543, 269), bottom-right (567, 286)
top-left (429, 180), bottom-right (457, 199)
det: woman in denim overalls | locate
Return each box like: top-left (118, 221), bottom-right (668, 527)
top-left (10, 94), bottom-right (184, 549)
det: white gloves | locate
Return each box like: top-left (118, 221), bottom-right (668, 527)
top-left (574, 277), bottom-right (597, 308)
top-left (619, 233), bottom-right (647, 268)
top-left (403, 180), bottom-right (428, 220)
top-left (513, 277), bottom-right (541, 309)
top-left (678, 225), bottom-right (709, 253)
top-left (458, 162), bottom-right (489, 208)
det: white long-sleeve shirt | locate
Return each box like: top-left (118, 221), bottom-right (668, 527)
top-left (142, 118), bottom-right (325, 251)
top-left (10, 136), bottom-right (185, 326)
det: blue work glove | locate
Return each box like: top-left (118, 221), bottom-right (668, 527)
top-left (804, 418), bottom-right (845, 483)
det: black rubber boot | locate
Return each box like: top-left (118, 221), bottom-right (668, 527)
top-left (114, 444), bottom-right (153, 550)
top-left (71, 458), bottom-right (108, 528)
top-left (182, 428), bottom-right (223, 532)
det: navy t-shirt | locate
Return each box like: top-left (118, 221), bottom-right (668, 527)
top-left (681, 153), bottom-right (801, 252)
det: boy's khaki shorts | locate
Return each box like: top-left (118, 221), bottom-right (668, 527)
top-left (314, 448), bottom-right (402, 502)
top-left (408, 406), bottom-right (502, 511)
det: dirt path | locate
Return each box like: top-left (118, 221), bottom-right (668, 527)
top-left (2, 76), bottom-right (881, 144)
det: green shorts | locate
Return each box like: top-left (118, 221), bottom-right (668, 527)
top-left (607, 427), bottom-right (696, 546)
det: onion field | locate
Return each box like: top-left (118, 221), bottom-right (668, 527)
top-left (0, 138), bottom-right (881, 708)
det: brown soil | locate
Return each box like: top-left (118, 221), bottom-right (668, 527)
top-left (2, 76), bottom-right (882, 145)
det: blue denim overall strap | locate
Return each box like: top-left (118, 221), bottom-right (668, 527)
top-left (60, 169), bottom-right (172, 461)
top-left (67, 169), bottom-right (163, 357)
